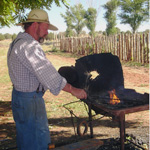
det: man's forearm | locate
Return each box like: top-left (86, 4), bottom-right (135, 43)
top-left (62, 83), bottom-right (72, 93)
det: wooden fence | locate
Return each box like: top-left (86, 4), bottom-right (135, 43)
top-left (60, 33), bottom-right (149, 64)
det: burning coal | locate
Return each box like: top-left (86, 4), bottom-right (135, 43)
top-left (108, 89), bottom-right (120, 105)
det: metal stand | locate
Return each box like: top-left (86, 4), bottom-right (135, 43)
top-left (87, 103), bottom-right (126, 150)
top-left (119, 112), bottom-right (125, 150)
top-left (63, 100), bottom-right (149, 150)
top-left (87, 103), bottom-right (149, 150)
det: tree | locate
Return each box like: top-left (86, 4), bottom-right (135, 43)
top-left (116, 27), bottom-right (121, 34)
top-left (61, 9), bottom-right (74, 37)
top-left (144, 29), bottom-right (149, 34)
top-left (119, 0), bottom-right (149, 33)
top-left (45, 32), bottom-right (54, 41)
top-left (61, 3), bottom-right (86, 36)
top-left (84, 7), bottom-right (97, 37)
top-left (70, 4), bottom-right (86, 36)
top-left (126, 30), bottom-right (132, 34)
top-left (103, 0), bottom-right (120, 35)
top-left (0, 0), bottom-right (69, 28)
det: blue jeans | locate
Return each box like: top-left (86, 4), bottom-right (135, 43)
top-left (11, 88), bottom-right (51, 150)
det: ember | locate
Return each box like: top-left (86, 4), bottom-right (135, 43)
top-left (108, 89), bottom-right (120, 105)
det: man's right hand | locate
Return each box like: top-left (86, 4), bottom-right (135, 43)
top-left (63, 83), bottom-right (87, 99)
top-left (70, 86), bottom-right (87, 99)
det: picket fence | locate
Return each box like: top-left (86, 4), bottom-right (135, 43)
top-left (59, 33), bottom-right (149, 64)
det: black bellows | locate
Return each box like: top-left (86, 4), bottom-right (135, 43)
top-left (58, 53), bottom-right (124, 96)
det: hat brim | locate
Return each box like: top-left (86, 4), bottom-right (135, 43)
top-left (48, 24), bottom-right (58, 31)
top-left (16, 20), bottom-right (58, 31)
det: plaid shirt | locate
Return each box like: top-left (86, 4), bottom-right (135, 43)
top-left (7, 32), bottom-right (67, 95)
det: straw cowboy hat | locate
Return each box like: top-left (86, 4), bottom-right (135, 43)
top-left (16, 9), bottom-right (58, 31)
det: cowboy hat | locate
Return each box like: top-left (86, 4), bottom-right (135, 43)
top-left (16, 9), bottom-right (58, 31)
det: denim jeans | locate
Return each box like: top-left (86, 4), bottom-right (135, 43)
top-left (11, 88), bottom-right (51, 150)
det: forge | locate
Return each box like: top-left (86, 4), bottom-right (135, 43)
top-left (58, 53), bottom-right (149, 150)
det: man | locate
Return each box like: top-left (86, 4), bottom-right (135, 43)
top-left (7, 9), bottom-right (87, 150)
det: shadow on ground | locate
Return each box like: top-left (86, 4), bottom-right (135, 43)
top-left (0, 101), bottom-right (11, 116)
top-left (0, 101), bottom-right (149, 149)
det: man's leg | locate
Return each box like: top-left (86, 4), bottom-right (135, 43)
top-left (11, 90), bottom-right (50, 150)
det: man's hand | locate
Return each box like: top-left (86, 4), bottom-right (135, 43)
top-left (70, 86), bottom-right (87, 99)
top-left (63, 83), bottom-right (87, 99)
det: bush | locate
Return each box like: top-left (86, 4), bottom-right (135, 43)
top-left (0, 34), bottom-right (5, 41)
top-left (4, 33), bottom-right (12, 39)
top-left (12, 34), bottom-right (17, 40)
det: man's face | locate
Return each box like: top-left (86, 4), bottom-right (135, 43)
top-left (37, 22), bottom-right (49, 43)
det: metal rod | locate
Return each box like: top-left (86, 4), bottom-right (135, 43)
top-left (88, 103), bottom-right (93, 138)
top-left (70, 112), bottom-right (78, 142)
top-left (63, 100), bottom-right (81, 107)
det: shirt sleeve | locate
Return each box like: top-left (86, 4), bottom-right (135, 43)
top-left (16, 40), bottom-right (67, 95)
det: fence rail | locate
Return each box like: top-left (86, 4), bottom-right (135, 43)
top-left (60, 33), bottom-right (149, 64)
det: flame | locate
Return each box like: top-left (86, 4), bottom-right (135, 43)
top-left (108, 89), bottom-right (120, 105)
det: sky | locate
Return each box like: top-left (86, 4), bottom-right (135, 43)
top-left (0, 0), bottom-right (149, 34)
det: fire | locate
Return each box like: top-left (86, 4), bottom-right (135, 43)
top-left (108, 89), bottom-right (120, 105)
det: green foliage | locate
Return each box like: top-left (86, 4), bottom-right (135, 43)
top-left (51, 47), bottom-right (59, 52)
top-left (12, 34), bottom-right (17, 40)
top-left (103, 31), bottom-right (107, 35)
top-left (119, 0), bottom-right (149, 33)
top-left (0, 0), bottom-right (69, 28)
top-left (70, 4), bottom-right (86, 36)
top-left (61, 9), bottom-right (74, 37)
top-left (4, 33), bottom-right (12, 39)
top-left (103, 0), bottom-right (120, 35)
top-left (84, 7), bottom-right (97, 37)
top-left (61, 3), bottom-right (86, 37)
top-left (46, 32), bottom-right (54, 41)
top-left (116, 27), bottom-right (121, 34)
top-left (126, 30), bottom-right (132, 34)
top-left (0, 0), bottom-right (16, 27)
top-left (0, 34), bottom-right (5, 41)
top-left (144, 29), bottom-right (149, 34)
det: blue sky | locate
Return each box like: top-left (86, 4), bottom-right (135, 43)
top-left (0, 0), bottom-right (149, 34)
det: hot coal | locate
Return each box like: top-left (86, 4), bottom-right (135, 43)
top-left (86, 88), bottom-right (149, 110)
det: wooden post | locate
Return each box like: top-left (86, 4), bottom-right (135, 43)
top-left (143, 34), bottom-right (145, 64)
top-left (118, 34), bottom-right (121, 59)
top-left (146, 33), bottom-right (149, 63)
top-left (135, 34), bottom-right (138, 62)
top-left (140, 34), bottom-right (142, 63)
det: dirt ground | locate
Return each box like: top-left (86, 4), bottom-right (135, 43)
top-left (0, 52), bottom-right (149, 149)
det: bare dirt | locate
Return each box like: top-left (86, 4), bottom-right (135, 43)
top-left (0, 52), bottom-right (149, 149)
